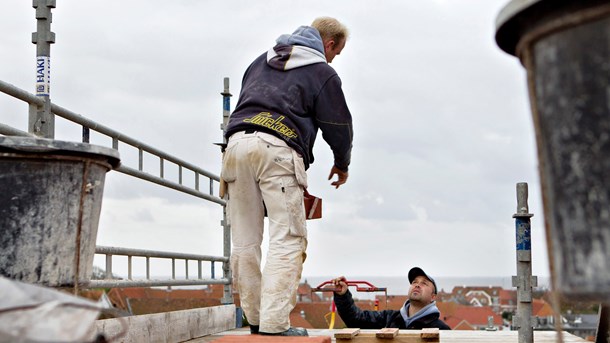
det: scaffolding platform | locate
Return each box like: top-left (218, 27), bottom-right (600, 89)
top-left (187, 327), bottom-right (589, 343)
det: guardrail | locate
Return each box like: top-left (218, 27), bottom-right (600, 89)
top-left (90, 246), bottom-right (229, 289)
top-left (1, 0), bottom-right (233, 305)
top-left (0, 79), bottom-right (225, 205)
top-left (0, 77), bottom-right (233, 304)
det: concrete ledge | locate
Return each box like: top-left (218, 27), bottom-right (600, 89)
top-left (213, 337), bottom-right (330, 342)
top-left (94, 304), bottom-right (236, 343)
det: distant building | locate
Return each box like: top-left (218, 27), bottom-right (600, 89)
top-left (445, 305), bottom-right (504, 330)
top-left (376, 294), bottom-right (408, 311)
top-left (298, 280), bottom-right (330, 303)
top-left (448, 286), bottom-right (503, 311)
top-left (498, 289), bottom-right (517, 314)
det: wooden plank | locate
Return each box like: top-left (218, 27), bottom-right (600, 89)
top-left (376, 328), bottom-right (399, 339)
top-left (335, 328), bottom-right (361, 340)
top-left (420, 328), bottom-right (439, 340)
top-left (93, 304), bottom-right (235, 343)
top-left (335, 331), bottom-right (438, 343)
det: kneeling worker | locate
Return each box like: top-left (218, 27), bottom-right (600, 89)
top-left (332, 267), bottom-right (451, 330)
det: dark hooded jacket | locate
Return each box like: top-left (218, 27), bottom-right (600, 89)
top-left (224, 26), bottom-right (353, 171)
top-left (334, 290), bottom-right (451, 330)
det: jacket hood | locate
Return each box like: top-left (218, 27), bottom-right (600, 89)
top-left (267, 26), bottom-right (327, 70)
top-left (400, 301), bottom-right (441, 328)
top-left (276, 25), bottom-right (325, 53)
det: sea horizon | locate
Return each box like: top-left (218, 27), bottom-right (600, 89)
top-left (118, 274), bottom-right (551, 300)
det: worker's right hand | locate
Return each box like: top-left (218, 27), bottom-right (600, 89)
top-left (332, 276), bottom-right (348, 295)
top-left (328, 166), bottom-right (348, 189)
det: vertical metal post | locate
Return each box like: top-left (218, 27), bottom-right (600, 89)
top-left (105, 254), bottom-right (112, 280)
top-left (220, 77), bottom-right (233, 304)
top-left (146, 256), bottom-right (150, 279)
top-left (82, 126), bottom-right (90, 143)
top-left (138, 149), bottom-right (143, 171)
top-left (512, 183), bottom-right (537, 343)
top-left (30, 0), bottom-right (56, 138)
top-left (220, 77), bottom-right (232, 147)
top-left (128, 256), bottom-right (132, 280)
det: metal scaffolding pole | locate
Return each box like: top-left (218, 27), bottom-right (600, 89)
top-left (512, 182), bottom-right (537, 343)
top-left (220, 77), bottom-right (233, 305)
top-left (30, 0), bottom-right (56, 138)
top-left (220, 77), bottom-right (232, 147)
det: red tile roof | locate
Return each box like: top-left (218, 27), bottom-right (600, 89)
top-left (532, 298), bottom-right (555, 317)
top-left (293, 302), bottom-right (343, 329)
top-left (78, 289), bottom-right (106, 302)
top-left (106, 285), bottom-right (240, 314)
top-left (128, 298), bottom-right (223, 315)
top-left (451, 306), bottom-right (503, 327)
top-left (499, 289), bottom-right (516, 301)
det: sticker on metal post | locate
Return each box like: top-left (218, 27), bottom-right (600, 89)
top-left (515, 219), bottom-right (531, 251)
top-left (35, 56), bottom-right (50, 96)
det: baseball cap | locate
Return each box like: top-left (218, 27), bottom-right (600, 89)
top-left (408, 267), bottom-right (438, 294)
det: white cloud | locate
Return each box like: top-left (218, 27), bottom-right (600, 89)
top-left (1, 0), bottom-right (550, 281)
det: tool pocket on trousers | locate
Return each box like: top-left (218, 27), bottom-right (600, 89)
top-left (220, 140), bottom-right (239, 182)
top-left (281, 176), bottom-right (307, 238)
top-left (292, 150), bottom-right (308, 188)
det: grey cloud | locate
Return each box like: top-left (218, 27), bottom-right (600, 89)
top-left (0, 0), bottom-right (548, 277)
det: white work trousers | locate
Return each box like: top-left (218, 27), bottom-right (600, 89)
top-left (221, 130), bottom-right (308, 333)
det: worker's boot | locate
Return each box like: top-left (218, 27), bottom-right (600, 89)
top-left (260, 327), bottom-right (308, 336)
top-left (249, 325), bottom-right (259, 334)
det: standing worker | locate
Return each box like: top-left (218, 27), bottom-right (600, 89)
top-left (221, 17), bottom-right (353, 336)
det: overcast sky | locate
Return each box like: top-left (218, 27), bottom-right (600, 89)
top-left (1, 0), bottom-right (549, 282)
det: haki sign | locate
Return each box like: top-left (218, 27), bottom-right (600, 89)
top-left (36, 56), bottom-right (50, 96)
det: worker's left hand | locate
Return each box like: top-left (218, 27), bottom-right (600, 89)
top-left (328, 166), bottom-right (348, 189)
top-left (332, 276), bottom-right (348, 295)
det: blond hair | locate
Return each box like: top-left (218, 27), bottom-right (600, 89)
top-left (311, 17), bottom-right (349, 44)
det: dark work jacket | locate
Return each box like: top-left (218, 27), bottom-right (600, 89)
top-left (334, 290), bottom-right (451, 330)
top-left (224, 49), bottom-right (353, 171)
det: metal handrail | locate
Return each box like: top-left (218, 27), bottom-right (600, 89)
top-left (0, 123), bottom-right (35, 137)
top-left (117, 164), bottom-right (223, 205)
top-left (96, 246), bottom-right (229, 262)
top-left (0, 79), bottom-right (44, 106)
top-left (88, 279), bottom-right (230, 289)
top-left (0, 78), bottom-right (232, 302)
top-left (0, 79), bottom-right (225, 206)
top-left (89, 246), bottom-right (230, 289)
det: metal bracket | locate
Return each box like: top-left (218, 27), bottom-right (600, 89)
top-left (312, 280), bottom-right (389, 308)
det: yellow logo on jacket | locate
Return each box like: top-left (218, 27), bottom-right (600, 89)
top-left (243, 112), bottom-right (298, 139)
